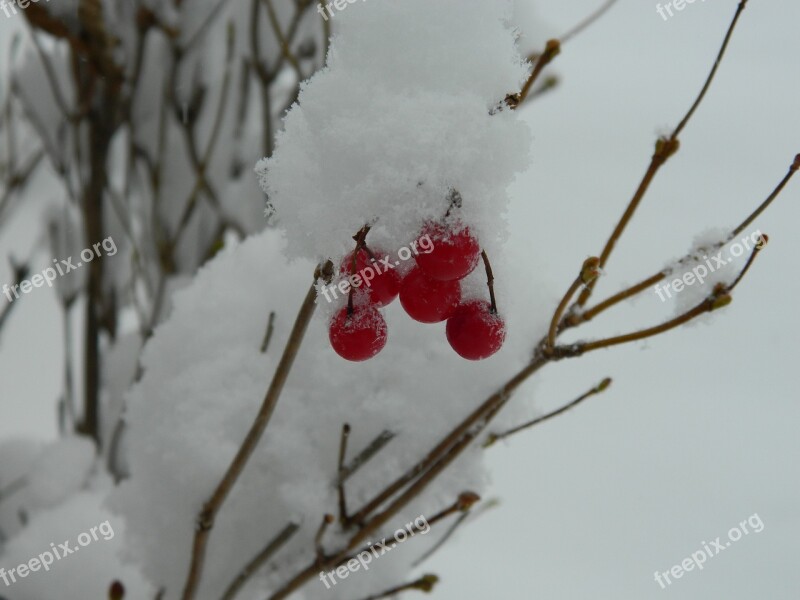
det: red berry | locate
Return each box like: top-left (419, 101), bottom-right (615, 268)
top-left (329, 306), bottom-right (388, 361)
top-left (340, 248), bottom-right (401, 307)
top-left (414, 221), bottom-right (481, 281)
top-left (445, 300), bottom-right (506, 360)
top-left (399, 267), bottom-right (461, 323)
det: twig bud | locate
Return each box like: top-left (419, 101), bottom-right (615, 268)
top-left (654, 136), bottom-right (680, 162)
top-left (413, 574), bottom-right (440, 593)
top-left (581, 257), bottom-right (601, 285)
top-left (109, 580), bottom-right (125, 600)
top-left (456, 491), bottom-right (481, 512)
top-left (596, 377), bottom-right (612, 392)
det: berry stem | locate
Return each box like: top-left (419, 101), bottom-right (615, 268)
top-left (347, 226), bottom-right (370, 315)
top-left (480, 250), bottom-right (497, 314)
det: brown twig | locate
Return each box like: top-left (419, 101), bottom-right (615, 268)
top-left (358, 574), bottom-right (439, 600)
top-left (732, 154), bottom-right (800, 237)
top-left (486, 378), bottom-right (612, 446)
top-left (180, 262), bottom-right (332, 600)
top-left (412, 499), bottom-right (500, 567)
top-left (220, 522), bottom-right (300, 600)
top-left (560, 0), bottom-right (620, 44)
top-left (507, 39), bottom-right (560, 109)
top-left (726, 234), bottom-right (767, 292)
top-left (337, 423), bottom-right (351, 523)
top-left (563, 292), bottom-right (731, 358)
top-left (547, 257), bottom-right (599, 351)
top-left (314, 513), bottom-right (335, 561)
top-left (338, 429), bottom-right (396, 485)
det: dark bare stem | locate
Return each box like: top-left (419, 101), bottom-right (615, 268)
top-left (262, 0), bottom-right (302, 78)
top-left (672, 0), bottom-right (750, 139)
top-left (220, 522), bottom-right (300, 600)
top-left (727, 234), bottom-right (767, 292)
top-left (486, 378), bottom-right (612, 445)
top-left (182, 0), bottom-right (234, 52)
top-left (260, 311), bottom-right (276, 353)
top-left (559, 0), bottom-right (620, 44)
top-left (732, 155), bottom-right (800, 237)
top-left (0, 476), bottom-right (27, 505)
top-left (337, 423), bottom-right (351, 522)
top-left (338, 430), bottom-right (395, 484)
top-left (181, 262), bottom-right (332, 600)
top-left (411, 512), bottom-right (469, 567)
top-left (0, 262), bottom-right (28, 337)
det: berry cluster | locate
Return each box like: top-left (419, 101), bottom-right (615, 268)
top-left (328, 221), bottom-right (506, 362)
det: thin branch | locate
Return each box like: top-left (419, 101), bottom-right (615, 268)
top-left (547, 257), bottom-right (599, 350)
top-left (412, 499), bottom-right (500, 567)
top-left (486, 378), bottom-right (612, 446)
top-left (562, 292), bottom-right (731, 358)
top-left (507, 39), bottom-right (560, 109)
top-left (726, 234), bottom-right (767, 292)
top-left (259, 311), bottom-right (276, 353)
top-left (262, 0), bottom-right (302, 79)
top-left (358, 575), bottom-right (439, 600)
top-left (560, 0), bottom-right (620, 44)
top-left (220, 522), bottom-right (300, 600)
top-left (0, 476), bottom-right (27, 505)
top-left (314, 513), bottom-right (334, 560)
top-left (732, 154), bottom-right (800, 237)
top-left (182, 0), bottom-right (234, 52)
top-left (181, 262), bottom-right (333, 600)
top-left (337, 423), bottom-right (351, 522)
top-left (338, 429), bottom-right (395, 484)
